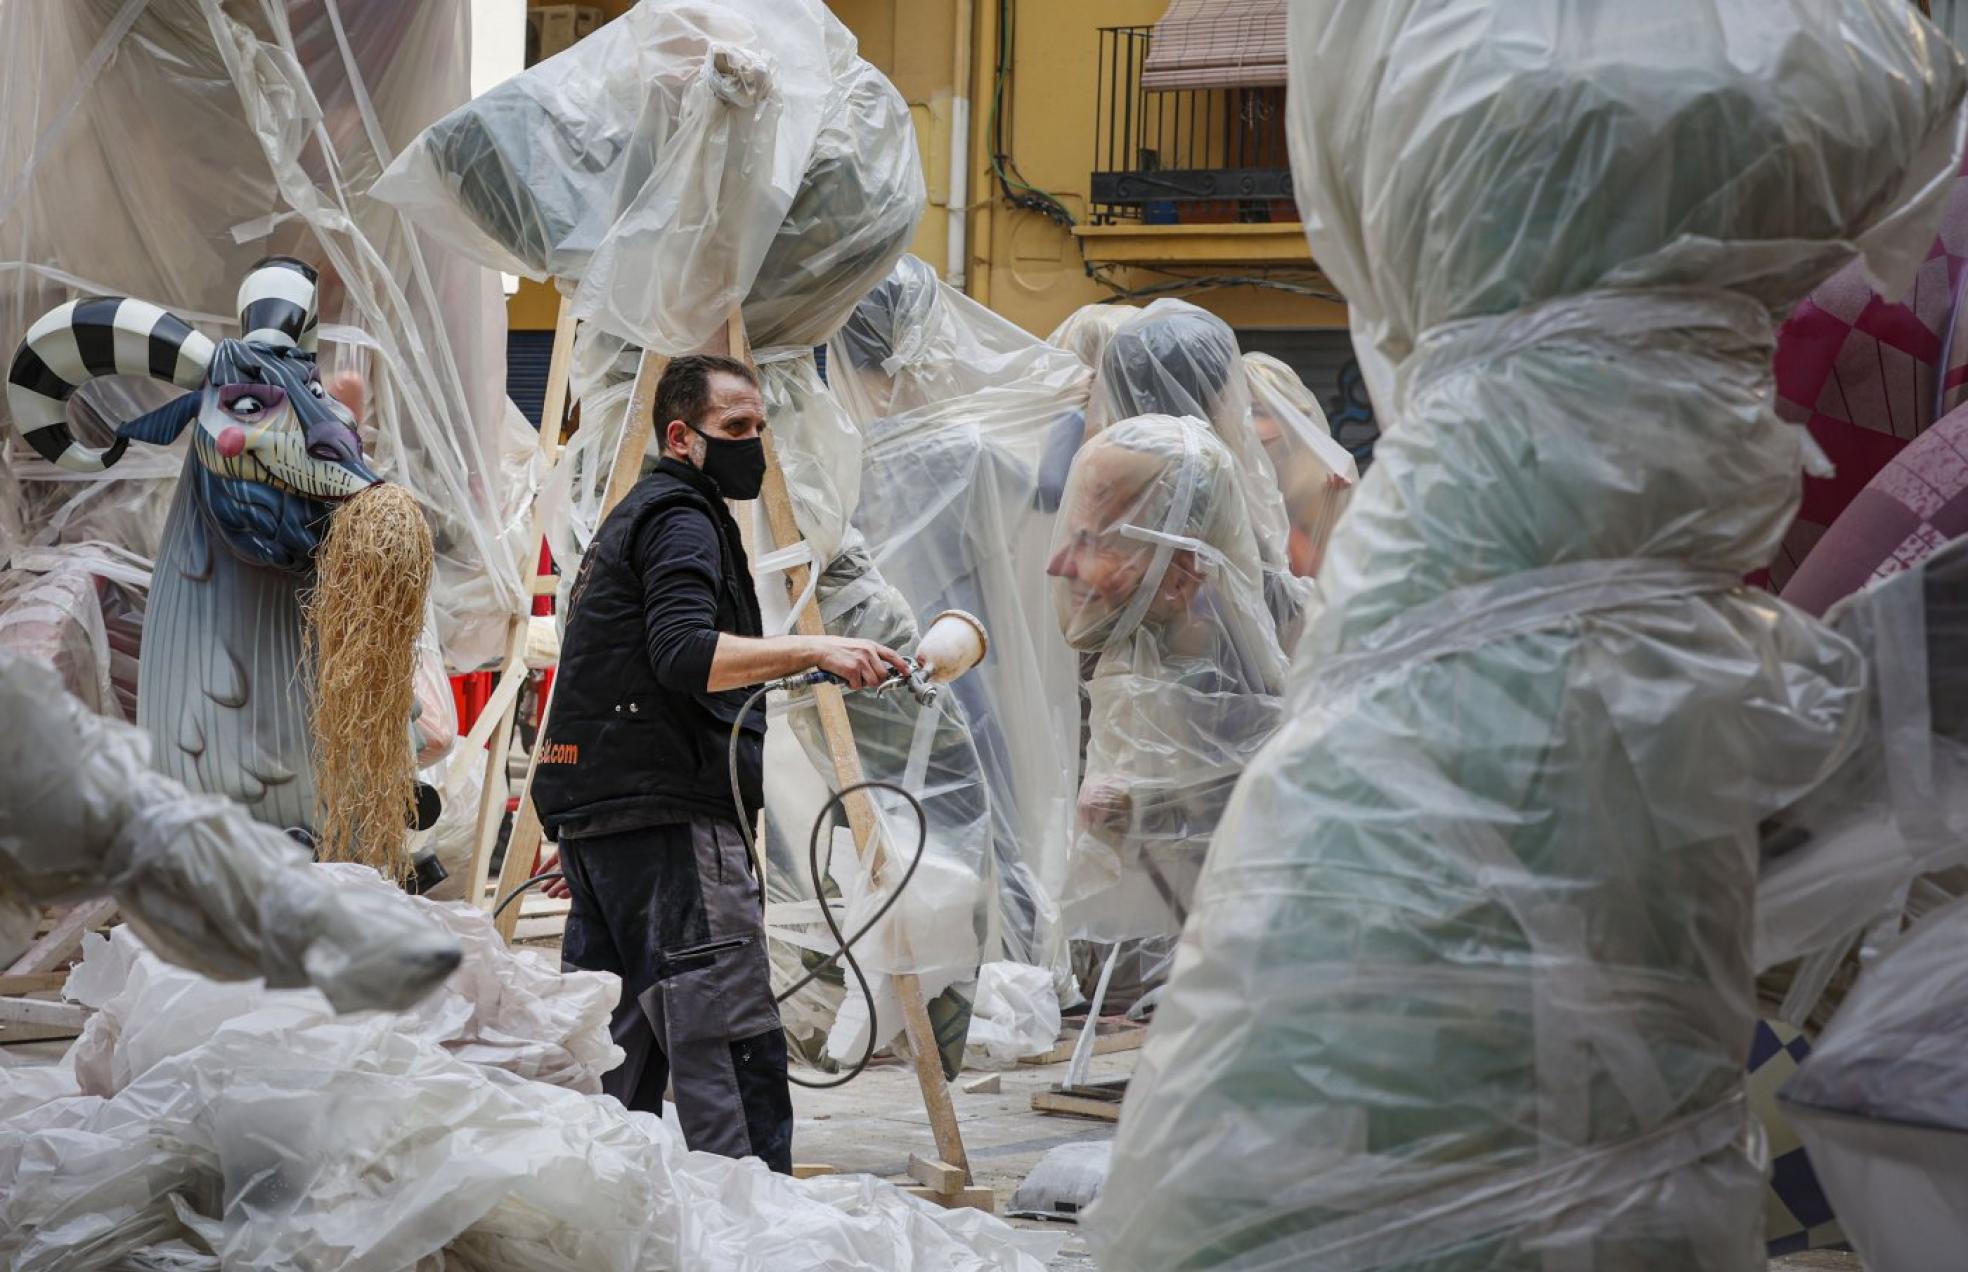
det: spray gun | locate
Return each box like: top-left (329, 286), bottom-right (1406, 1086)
top-left (762, 609), bottom-right (988, 706)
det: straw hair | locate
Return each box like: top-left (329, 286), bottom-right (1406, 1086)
top-left (303, 482), bottom-right (433, 880)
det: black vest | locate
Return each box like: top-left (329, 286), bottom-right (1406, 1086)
top-left (532, 459), bottom-right (764, 839)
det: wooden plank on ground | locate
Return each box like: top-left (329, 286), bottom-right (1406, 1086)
top-left (1020, 1020), bottom-right (1149, 1067)
top-left (1031, 1078), bottom-right (1129, 1123)
top-left (0, 997), bottom-right (90, 1031)
top-left (0, 971), bottom-right (70, 997)
top-left (792, 1163), bottom-right (839, 1180)
top-left (6, 899), bottom-right (117, 976)
top-left (907, 1154), bottom-right (967, 1194)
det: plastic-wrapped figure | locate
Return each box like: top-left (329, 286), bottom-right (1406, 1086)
top-left (1095, 300), bottom-right (1316, 643)
top-left (825, 255), bottom-right (1091, 969)
top-left (0, 650), bottom-right (459, 1014)
top-left (6, 259), bottom-right (376, 834)
top-left (1089, 2), bottom-right (1965, 1268)
top-left (1244, 351), bottom-right (1358, 580)
top-left (1047, 414), bottom-right (1284, 1000)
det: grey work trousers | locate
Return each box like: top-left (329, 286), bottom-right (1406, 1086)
top-left (558, 816), bottom-right (793, 1173)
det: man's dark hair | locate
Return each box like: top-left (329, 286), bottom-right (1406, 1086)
top-left (653, 353), bottom-right (759, 435)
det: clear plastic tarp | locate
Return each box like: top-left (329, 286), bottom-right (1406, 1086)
top-left (0, 0), bottom-right (536, 671)
top-left (490, 0), bottom-right (925, 592)
top-left (0, 652), bottom-right (460, 1013)
top-left (1755, 535), bottom-right (1968, 1013)
top-left (1092, 299), bottom-right (1321, 642)
top-left (1047, 414), bottom-right (1284, 978)
top-left (1089, 3), bottom-right (1966, 1269)
top-left (0, 908), bottom-right (1053, 1272)
top-left (820, 254), bottom-right (1092, 973)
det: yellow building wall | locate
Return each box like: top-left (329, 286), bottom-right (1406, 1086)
top-left (508, 0), bottom-right (1345, 339)
top-left (833, 0), bottom-right (1346, 338)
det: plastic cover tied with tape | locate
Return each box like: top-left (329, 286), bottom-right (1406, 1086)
top-left (1088, 2), bottom-right (1968, 1269)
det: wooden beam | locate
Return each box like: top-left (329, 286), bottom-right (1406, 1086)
top-left (540, 302), bottom-right (578, 460)
top-left (741, 320), bottom-right (972, 1180)
top-left (0, 997), bottom-right (90, 1031)
top-left (0, 971), bottom-right (70, 997)
top-left (463, 303), bottom-right (580, 912)
top-left (907, 1154), bottom-right (967, 1194)
top-left (1031, 1078), bottom-right (1128, 1123)
top-left (7, 899), bottom-right (116, 976)
top-left (1018, 1020), bottom-right (1148, 1067)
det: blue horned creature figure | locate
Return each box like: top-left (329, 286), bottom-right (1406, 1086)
top-left (6, 257), bottom-right (381, 835)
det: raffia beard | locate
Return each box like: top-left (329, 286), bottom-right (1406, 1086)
top-left (302, 482), bottom-right (433, 883)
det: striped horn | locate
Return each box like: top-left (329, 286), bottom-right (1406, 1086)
top-left (6, 296), bottom-right (215, 473)
top-left (237, 256), bottom-right (319, 353)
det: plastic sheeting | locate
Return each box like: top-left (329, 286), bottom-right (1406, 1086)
top-left (962, 961), bottom-right (1062, 1070)
top-left (1088, 3), bottom-right (1966, 1269)
top-left (0, 0), bottom-right (536, 670)
top-left (821, 254), bottom-right (1092, 970)
top-left (1244, 350), bottom-right (1358, 580)
top-left (1779, 894), bottom-right (1968, 1272)
top-left (1755, 535), bottom-right (1968, 1013)
top-left (64, 869), bottom-right (620, 1097)
top-left (1093, 300), bottom-right (1318, 642)
top-left (1784, 891), bottom-right (1968, 1131)
top-left (1047, 301), bottom-right (1136, 372)
top-left (376, 0), bottom-right (921, 363)
top-left (0, 922), bottom-right (1054, 1272)
top-left (0, 653), bottom-right (460, 1013)
top-left (506, 0), bottom-right (925, 593)
top-left (1048, 414), bottom-right (1284, 957)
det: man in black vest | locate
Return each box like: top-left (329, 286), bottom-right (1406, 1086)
top-left (531, 354), bottom-right (905, 1173)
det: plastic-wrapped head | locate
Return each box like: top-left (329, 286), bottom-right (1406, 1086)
top-left (1048, 301), bottom-right (1136, 371)
top-left (831, 254), bottom-right (938, 419)
top-left (1289, 0), bottom-right (1968, 415)
top-left (830, 253), bottom-right (1092, 425)
top-left (1048, 414), bottom-right (1284, 695)
top-left (1242, 351), bottom-right (1358, 579)
top-left (741, 13), bottom-right (926, 349)
top-left (1096, 300), bottom-right (1290, 570)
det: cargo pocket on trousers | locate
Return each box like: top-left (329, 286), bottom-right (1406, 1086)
top-left (656, 933), bottom-right (782, 1046)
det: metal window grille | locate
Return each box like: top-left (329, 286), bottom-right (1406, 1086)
top-left (1091, 25), bottom-right (1293, 225)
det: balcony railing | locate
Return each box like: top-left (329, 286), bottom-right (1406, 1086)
top-left (1092, 26), bottom-right (1294, 226)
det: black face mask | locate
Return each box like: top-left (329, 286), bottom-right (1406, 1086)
top-left (687, 423), bottom-right (767, 500)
